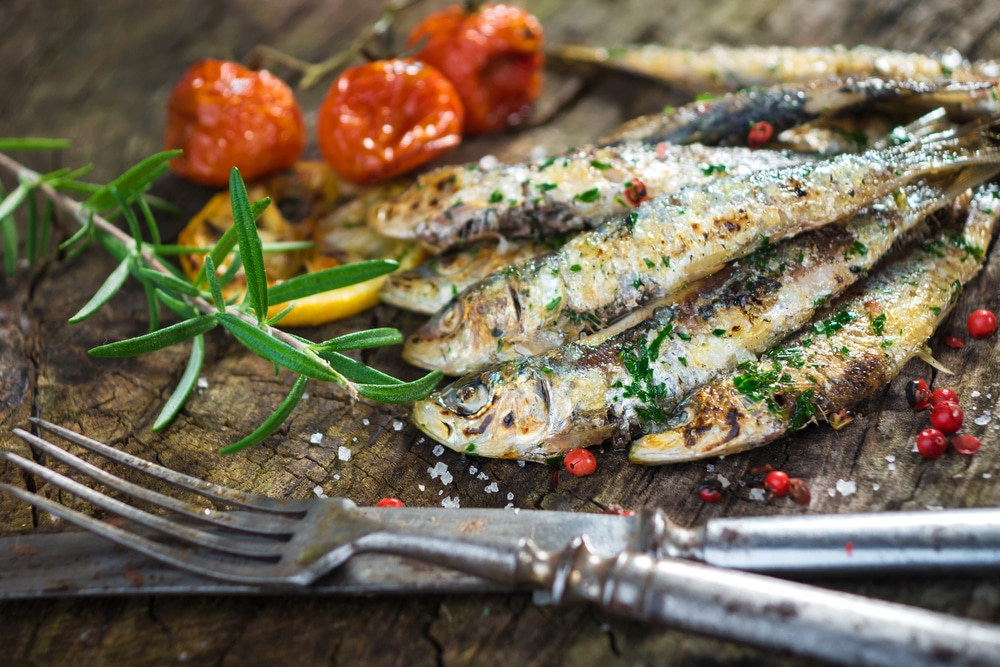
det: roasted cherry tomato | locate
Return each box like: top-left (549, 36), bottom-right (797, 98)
top-left (407, 3), bottom-right (544, 134)
top-left (165, 59), bottom-right (305, 187)
top-left (317, 59), bottom-right (464, 184)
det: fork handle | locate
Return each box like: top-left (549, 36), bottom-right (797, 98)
top-left (545, 536), bottom-right (1000, 667)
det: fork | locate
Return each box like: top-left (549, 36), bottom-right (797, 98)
top-left (3, 419), bottom-right (1000, 667)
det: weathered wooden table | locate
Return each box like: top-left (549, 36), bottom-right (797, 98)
top-left (2, 1), bottom-right (1000, 664)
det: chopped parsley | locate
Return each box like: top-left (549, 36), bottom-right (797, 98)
top-left (590, 160), bottom-right (612, 170)
top-left (574, 188), bottom-right (601, 203)
top-left (869, 312), bottom-right (887, 336)
top-left (812, 308), bottom-right (858, 337)
top-left (712, 328), bottom-right (727, 337)
top-left (489, 190), bottom-right (503, 204)
top-left (545, 296), bottom-right (562, 310)
top-left (537, 182), bottom-right (557, 192)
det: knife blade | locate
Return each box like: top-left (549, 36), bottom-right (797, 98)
top-left (4, 505), bottom-right (1000, 599)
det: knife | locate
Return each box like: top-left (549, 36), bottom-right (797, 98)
top-left (4, 505), bottom-right (1000, 599)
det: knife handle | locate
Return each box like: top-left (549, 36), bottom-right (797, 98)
top-left (544, 536), bottom-right (1000, 667)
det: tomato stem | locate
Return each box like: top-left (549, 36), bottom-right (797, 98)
top-left (246, 0), bottom-right (424, 90)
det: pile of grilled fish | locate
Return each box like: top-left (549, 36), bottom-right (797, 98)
top-left (367, 45), bottom-right (1000, 464)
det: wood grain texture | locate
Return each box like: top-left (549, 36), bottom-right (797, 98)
top-left (2, 1), bottom-right (1000, 665)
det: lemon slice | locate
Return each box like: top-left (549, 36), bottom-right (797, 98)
top-left (177, 162), bottom-right (423, 327)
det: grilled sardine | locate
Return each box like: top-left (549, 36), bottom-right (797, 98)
top-left (404, 125), bottom-right (1000, 376)
top-left (556, 44), bottom-right (990, 93)
top-left (629, 183), bottom-right (1000, 465)
top-left (411, 170), bottom-right (994, 460)
top-left (370, 143), bottom-right (810, 251)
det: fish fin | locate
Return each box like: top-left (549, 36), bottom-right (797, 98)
top-left (916, 344), bottom-right (954, 374)
top-left (875, 108), bottom-right (952, 148)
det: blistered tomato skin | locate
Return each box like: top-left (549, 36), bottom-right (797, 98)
top-left (317, 59), bottom-right (464, 184)
top-left (165, 59), bottom-right (305, 187)
top-left (407, 3), bottom-right (544, 134)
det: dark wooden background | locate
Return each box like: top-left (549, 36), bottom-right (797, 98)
top-left (2, 1), bottom-right (1000, 665)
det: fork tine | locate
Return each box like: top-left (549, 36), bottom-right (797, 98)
top-left (0, 481), bottom-right (302, 585)
top-left (0, 450), bottom-right (287, 559)
top-left (30, 418), bottom-right (304, 515)
top-left (11, 428), bottom-right (297, 537)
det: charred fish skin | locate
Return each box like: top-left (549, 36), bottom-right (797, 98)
top-left (629, 183), bottom-right (1000, 466)
top-left (379, 239), bottom-right (556, 315)
top-left (369, 143), bottom-right (811, 250)
top-left (403, 134), bottom-right (1000, 376)
top-left (598, 77), bottom-right (994, 147)
top-left (410, 173), bottom-right (985, 461)
top-left (556, 44), bottom-right (983, 93)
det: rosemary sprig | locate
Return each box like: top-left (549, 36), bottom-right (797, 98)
top-left (0, 145), bottom-right (441, 452)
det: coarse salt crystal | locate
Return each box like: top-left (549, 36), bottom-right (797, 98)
top-left (530, 145), bottom-right (548, 162)
top-left (418, 484), bottom-right (425, 491)
top-left (392, 421), bottom-right (404, 432)
top-left (333, 474), bottom-right (340, 480)
top-left (504, 503), bottom-right (515, 509)
top-left (433, 444), bottom-right (445, 457)
top-left (518, 460), bottom-right (525, 467)
top-left (836, 479), bottom-right (857, 496)
top-left (197, 377), bottom-right (209, 389)
top-left (888, 462), bottom-right (897, 471)
top-left (972, 390), bottom-right (982, 398)
top-left (428, 461), bottom-right (453, 485)
top-left (477, 472), bottom-right (488, 481)
top-left (309, 432), bottom-right (323, 445)
top-left (827, 488), bottom-right (837, 497)
top-left (974, 414), bottom-right (992, 426)
top-left (748, 488), bottom-right (766, 501)
top-left (352, 436), bottom-right (357, 442)
top-left (441, 496), bottom-right (461, 509)
top-left (885, 455), bottom-right (896, 463)
top-left (872, 483), bottom-right (880, 491)
top-left (507, 492), bottom-right (514, 500)
top-left (469, 465), bottom-right (478, 475)
top-left (362, 418), bottom-right (370, 426)
top-left (478, 154), bottom-right (499, 170)
top-left (338, 446), bottom-right (351, 461)
top-left (312, 485), bottom-right (327, 499)
top-left (717, 474), bottom-right (731, 489)
top-left (706, 463), bottom-right (715, 473)
top-left (301, 393), bottom-right (309, 400)
top-left (485, 482), bottom-right (499, 494)
top-left (984, 473), bottom-right (993, 479)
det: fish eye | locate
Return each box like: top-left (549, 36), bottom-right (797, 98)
top-left (440, 377), bottom-right (492, 416)
top-left (435, 300), bottom-right (464, 335)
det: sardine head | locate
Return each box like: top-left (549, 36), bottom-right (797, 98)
top-left (411, 363), bottom-right (558, 460)
top-left (403, 281), bottom-right (519, 375)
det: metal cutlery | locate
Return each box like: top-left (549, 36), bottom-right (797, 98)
top-left (3, 418), bottom-right (1000, 667)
